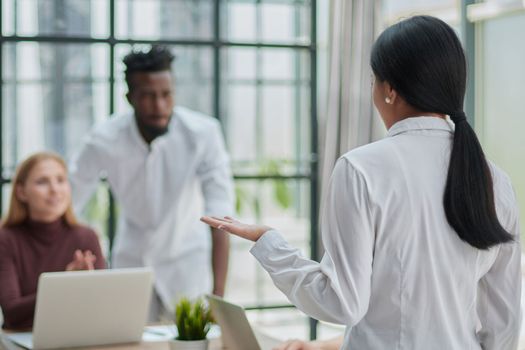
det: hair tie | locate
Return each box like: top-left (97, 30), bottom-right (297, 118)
top-left (450, 111), bottom-right (467, 124)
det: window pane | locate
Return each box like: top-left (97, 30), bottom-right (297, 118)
top-left (225, 2), bottom-right (256, 42)
top-left (224, 48), bottom-right (257, 80)
top-left (382, 0), bottom-right (460, 27)
top-left (227, 179), bottom-right (310, 305)
top-left (224, 0), bottom-right (311, 44)
top-left (2, 43), bottom-right (110, 173)
top-left (260, 3), bottom-right (310, 43)
top-left (223, 48), bottom-right (309, 91)
top-left (222, 48), bottom-right (310, 175)
top-left (115, 0), bottom-right (213, 40)
top-left (383, 0), bottom-right (456, 15)
top-left (261, 86), bottom-right (294, 160)
top-left (476, 13), bottom-right (525, 240)
top-left (1, 0), bottom-right (109, 37)
top-left (114, 44), bottom-right (214, 117)
top-left (223, 84), bottom-right (257, 164)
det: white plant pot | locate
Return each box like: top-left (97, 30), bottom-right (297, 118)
top-left (168, 339), bottom-right (209, 350)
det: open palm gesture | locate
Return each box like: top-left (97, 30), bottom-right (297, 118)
top-left (200, 216), bottom-right (273, 242)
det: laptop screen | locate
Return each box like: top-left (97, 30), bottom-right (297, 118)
top-left (31, 268), bottom-right (153, 349)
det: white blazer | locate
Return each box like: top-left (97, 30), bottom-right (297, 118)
top-left (251, 117), bottom-right (521, 350)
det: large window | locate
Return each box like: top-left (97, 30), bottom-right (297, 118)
top-left (467, 1), bottom-right (525, 242)
top-left (1, 0), bottom-right (318, 340)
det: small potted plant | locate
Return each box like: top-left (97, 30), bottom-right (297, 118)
top-left (170, 297), bottom-right (214, 350)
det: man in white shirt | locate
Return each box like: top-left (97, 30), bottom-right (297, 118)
top-left (69, 46), bottom-right (234, 320)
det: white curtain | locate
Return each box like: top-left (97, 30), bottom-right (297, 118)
top-left (319, 0), bottom-right (384, 208)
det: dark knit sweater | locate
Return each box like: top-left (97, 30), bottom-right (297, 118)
top-left (0, 218), bottom-right (105, 330)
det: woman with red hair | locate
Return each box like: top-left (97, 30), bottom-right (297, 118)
top-left (0, 152), bottom-right (105, 330)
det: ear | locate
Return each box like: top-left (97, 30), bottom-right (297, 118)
top-left (16, 185), bottom-right (28, 203)
top-left (126, 91), bottom-right (133, 106)
top-left (383, 81), bottom-right (398, 104)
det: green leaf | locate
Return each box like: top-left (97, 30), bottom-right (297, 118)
top-left (274, 180), bottom-right (292, 209)
top-left (174, 297), bottom-right (214, 341)
top-left (253, 197), bottom-right (261, 219)
top-left (235, 185), bottom-right (245, 214)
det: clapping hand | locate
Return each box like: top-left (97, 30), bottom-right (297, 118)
top-left (65, 249), bottom-right (97, 271)
top-left (200, 216), bottom-right (273, 242)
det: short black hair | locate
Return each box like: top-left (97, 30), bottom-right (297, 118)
top-left (123, 45), bottom-right (175, 90)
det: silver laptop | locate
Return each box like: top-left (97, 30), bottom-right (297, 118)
top-left (206, 295), bottom-right (281, 350)
top-left (7, 268), bottom-right (153, 349)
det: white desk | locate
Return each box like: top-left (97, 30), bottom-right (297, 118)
top-left (0, 327), bottom-right (280, 350)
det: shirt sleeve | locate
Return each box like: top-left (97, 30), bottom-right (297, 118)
top-left (68, 136), bottom-right (104, 215)
top-left (196, 121), bottom-right (235, 218)
top-left (251, 158), bottom-right (375, 325)
top-left (0, 235), bottom-right (36, 329)
top-left (476, 199), bottom-right (521, 349)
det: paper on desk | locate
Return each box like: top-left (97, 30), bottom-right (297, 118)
top-left (4, 326), bottom-right (222, 347)
top-left (4, 332), bottom-right (33, 349)
top-left (142, 325), bottom-right (221, 342)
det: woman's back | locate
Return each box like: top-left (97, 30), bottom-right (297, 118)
top-left (341, 117), bottom-right (521, 349)
top-left (200, 15), bottom-right (522, 350)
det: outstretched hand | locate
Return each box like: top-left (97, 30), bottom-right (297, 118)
top-left (200, 216), bottom-right (273, 242)
top-left (65, 249), bottom-right (97, 271)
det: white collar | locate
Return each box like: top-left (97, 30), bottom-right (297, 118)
top-left (387, 116), bottom-right (454, 137)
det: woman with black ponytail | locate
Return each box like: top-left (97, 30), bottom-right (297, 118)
top-left (203, 16), bottom-right (521, 349)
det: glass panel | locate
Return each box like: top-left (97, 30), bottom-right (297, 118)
top-left (222, 48), bottom-right (310, 175)
top-left (261, 85), bottom-right (294, 160)
top-left (224, 48), bottom-right (257, 80)
top-left (114, 44), bottom-right (214, 117)
top-left (1, 0), bottom-right (15, 36)
top-left (476, 13), bottom-right (525, 241)
top-left (260, 2), bottom-right (310, 43)
top-left (115, 0), bottom-right (213, 40)
top-left (224, 2), bottom-right (256, 42)
top-left (223, 84), bottom-right (257, 164)
top-left (382, 0), bottom-right (460, 28)
top-left (1, 43), bottom-right (110, 173)
top-left (261, 49), bottom-right (297, 80)
top-left (383, 0), bottom-right (456, 15)
top-left (223, 19), bottom-right (311, 80)
top-left (224, 0), bottom-right (311, 44)
top-left (1, 0), bottom-right (109, 37)
top-left (226, 179), bottom-right (310, 305)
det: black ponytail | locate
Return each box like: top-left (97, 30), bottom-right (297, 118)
top-left (371, 16), bottom-right (512, 249)
top-left (444, 111), bottom-right (513, 248)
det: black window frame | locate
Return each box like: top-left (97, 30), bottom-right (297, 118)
top-left (0, 0), bottom-right (320, 339)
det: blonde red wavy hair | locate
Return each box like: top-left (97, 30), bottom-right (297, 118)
top-left (2, 152), bottom-right (78, 227)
